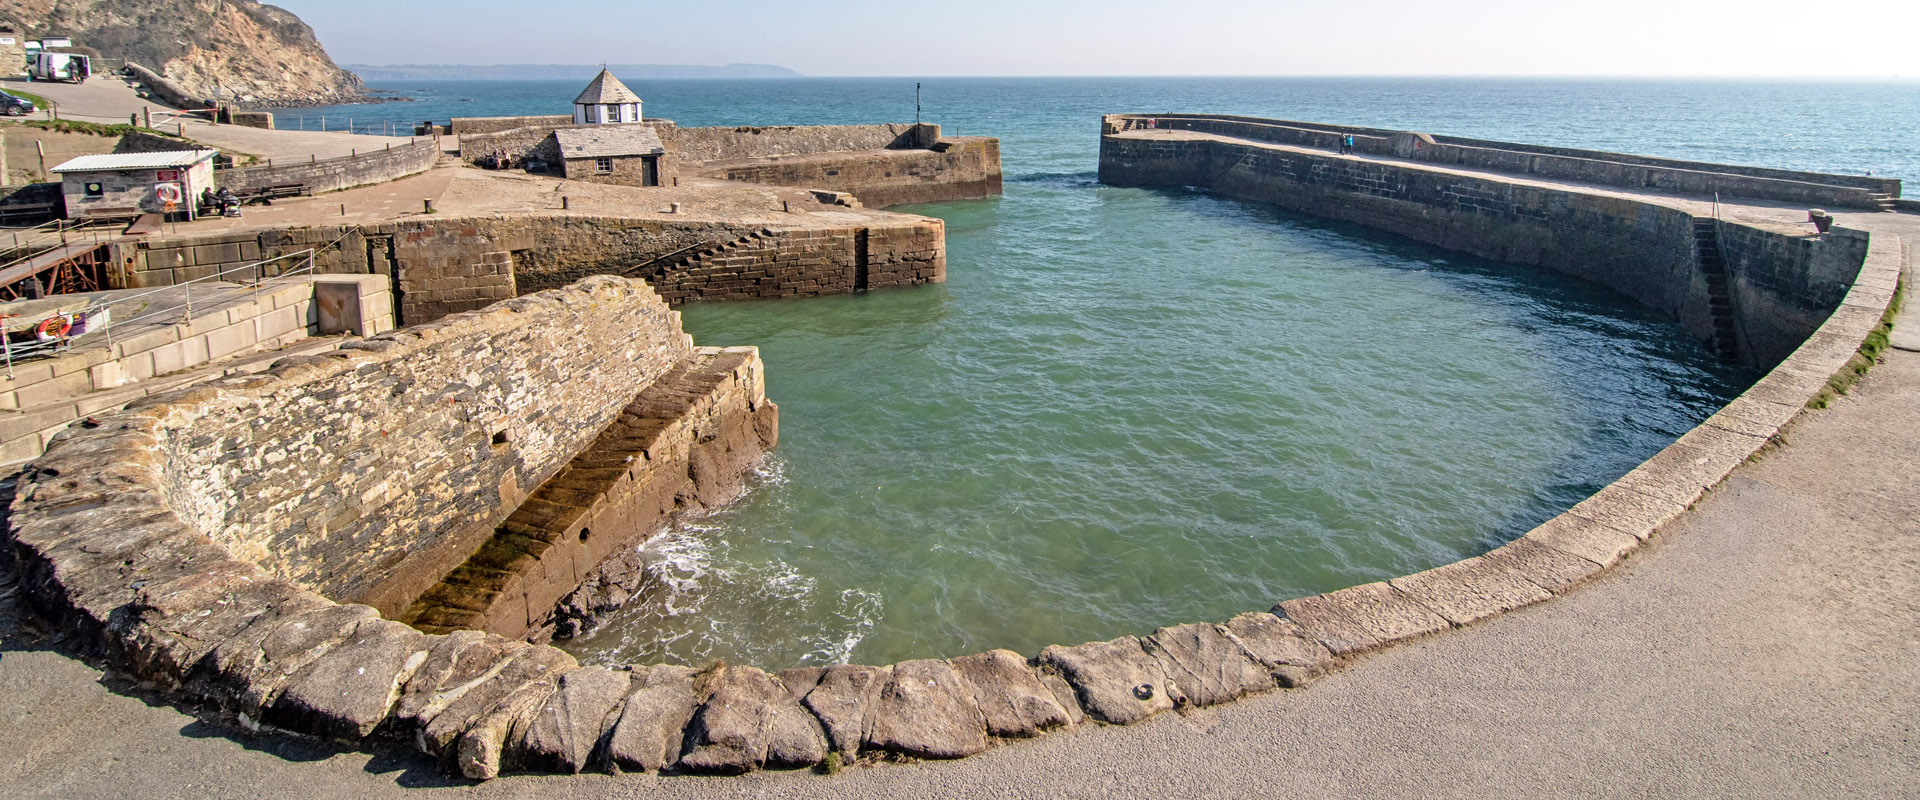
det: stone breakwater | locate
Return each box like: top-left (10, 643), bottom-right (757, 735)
top-left (1099, 114), bottom-right (1890, 367)
top-left (1, 119), bottom-right (1908, 781)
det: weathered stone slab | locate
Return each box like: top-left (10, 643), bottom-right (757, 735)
top-left (263, 617), bottom-right (432, 740)
top-left (679, 665), bottom-right (826, 773)
top-left (1037, 672), bottom-right (1085, 725)
top-left (1567, 484), bottom-right (1687, 542)
top-left (1707, 396), bottom-right (1801, 439)
top-left (801, 664), bottom-right (889, 756)
top-left (1525, 514), bottom-right (1641, 568)
top-left (456, 674), bottom-right (563, 780)
top-left (1142, 623), bottom-right (1274, 707)
top-left (776, 666), bottom-right (826, 701)
top-left (113, 561), bottom-right (299, 681)
top-left (1615, 443), bottom-right (1719, 506)
top-left (418, 644), bottom-right (575, 760)
top-left (1036, 636), bottom-right (1176, 725)
top-left (1479, 535), bottom-right (1605, 595)
top-left (949, 649), bottom-right (1073, 738)
top-left (1388, 555), bottom-right (1553, 626)
top-left (867, 659), bottom-right (990, 758)
top-left (606, 664), bottom-right (700, 773)
top-left (515, 666), bottom-right (630, 773)
top-left (392, 630), bottom-right (502, 739)
top-left (1275, 582), bottom-right (1450, 657)
top-left (1220, 612), bottom-right (1336, 688)
top-left (197, 602), bottom-right (379, 716)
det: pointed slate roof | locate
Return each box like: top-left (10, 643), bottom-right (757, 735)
top-left (553, 126), bottom-right (665, 158)
top-left (574, 69), bottom-right (642, 105)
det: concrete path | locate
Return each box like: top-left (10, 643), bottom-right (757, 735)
top-left (0, 75), bottom-right (173, 124)
top-left (0, 227), bottom-right (1914, 799)
top-left (2, 73), bottom-right (414, 162)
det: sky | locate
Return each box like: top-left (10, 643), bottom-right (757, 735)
top-left (271, 0), bottom-right (1918, 78)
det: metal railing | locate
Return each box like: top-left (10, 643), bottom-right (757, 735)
top-left (0, 248), bottom-right (319, 377)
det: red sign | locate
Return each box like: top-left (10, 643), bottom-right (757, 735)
top-left (156, 170), bottom-right (180, 181)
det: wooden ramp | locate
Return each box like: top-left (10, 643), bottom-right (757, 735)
top-left (0, 242), bottom-right (99, 288)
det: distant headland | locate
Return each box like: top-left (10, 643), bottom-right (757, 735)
top-left (345, 63), bottom-right (804, 81)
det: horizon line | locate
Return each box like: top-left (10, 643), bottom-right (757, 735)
top-left (345, 69), bottom-right (1914, 81)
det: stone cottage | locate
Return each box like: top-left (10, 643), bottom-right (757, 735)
top-left (51, 150), bottom-right (218, 221)
top-left (553, 126), bottom-right (670, 186)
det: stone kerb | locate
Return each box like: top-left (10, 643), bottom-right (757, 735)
top-left (1, 214), bottom-right (1904, 777)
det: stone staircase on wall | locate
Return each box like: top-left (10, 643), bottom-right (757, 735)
top-left (399, 348), bottom-right (767, 637)
top-left (1693, 219), bottom-right (1742, 362)
top-left (623, 229), bottom-right (780, 303)
top-left (1868, 192), bottom-right (1897, 213)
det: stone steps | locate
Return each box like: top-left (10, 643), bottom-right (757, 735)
top-left (399, 350), bottom-right (734, 636)
top-left (1868, 192), bottom-right (1897, 212)
top-left (1693, 220), bottom-right (1742, 361)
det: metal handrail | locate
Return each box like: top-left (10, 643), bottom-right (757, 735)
top-left (89, 249), bottom-right (320, 346)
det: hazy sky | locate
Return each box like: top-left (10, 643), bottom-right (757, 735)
top-left (272, 0), bottom-right (1916, 78)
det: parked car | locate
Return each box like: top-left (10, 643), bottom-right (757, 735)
top-left (0, 90), bottom-right (35, 116)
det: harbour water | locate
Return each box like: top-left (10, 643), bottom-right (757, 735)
top-left (287, 77), bottom-right (1915, 668)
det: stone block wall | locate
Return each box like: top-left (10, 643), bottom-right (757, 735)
top-left (640, 219), bottom-right (946, 304)
top-left (707, 138), bottom-right (1002, 208)
top-left (458, 121), bottom-right (676, 169)
top-left (1716, 224), bottom-right (1872, 365)
top-left (401, 347), bottom-right (777, 639)
top-left (668, 123), bottom-right (937, 164)
top-left (1105, 114), bottom-right (1899, 208)
top-left (1100, 131), bottom-right (1865, 366)
top-left (0, 275), bottom-right (393, 466)
top-left (118, 213), bottom-right (948, 324)
top-left (216, 138), bottom-right (440, 196)
top-left (156, 276), bottom-right (695, 610)
top-left (450, 115), bottom-right (573, 135)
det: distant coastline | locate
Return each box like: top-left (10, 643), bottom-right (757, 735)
top-left (345, 63), bottom-right (803, 81)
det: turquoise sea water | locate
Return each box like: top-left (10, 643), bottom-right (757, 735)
top-left (285, 78), bottom-right (1914, 667)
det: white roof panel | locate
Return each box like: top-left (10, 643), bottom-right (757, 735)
top-left (51, 149), bottom-right (219, 173)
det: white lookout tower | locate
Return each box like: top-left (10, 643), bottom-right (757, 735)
top-left (572, 69), bottom-right (643, 125)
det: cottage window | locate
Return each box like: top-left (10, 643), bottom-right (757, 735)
top-left (584, 105), bottom-right (598, 123)
top-left (595, 157), bottom-right (613, 174)
top-left (84, 181), bottom-right (104, 197)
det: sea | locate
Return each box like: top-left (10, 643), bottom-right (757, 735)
top-left (280, 77), bottom-right (1918, 668)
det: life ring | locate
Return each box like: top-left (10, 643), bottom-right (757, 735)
top-left (154, 183), bottom-right (183, 205)
top-left (36, 315), bottom-right (71, 340)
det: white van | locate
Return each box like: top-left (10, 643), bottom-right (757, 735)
top-left (29, 51), bottom-right (89, 84)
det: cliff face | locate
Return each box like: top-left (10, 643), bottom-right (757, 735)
top-left (0, 0), bottom-right (366, 106)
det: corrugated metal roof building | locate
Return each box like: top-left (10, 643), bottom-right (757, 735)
top-left (53, 149), bottom-right (219, 221)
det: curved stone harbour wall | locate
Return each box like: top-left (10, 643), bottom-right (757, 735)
top-left (1104, 114), bottom-right (1901, 208)
top-left (1, 122), bottom-right (1907, 781)
top-left (1098, 118), bottom-right (1874, 367)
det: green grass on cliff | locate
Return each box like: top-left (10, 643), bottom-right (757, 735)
top-left (14, 119), bottom-right (147, 137)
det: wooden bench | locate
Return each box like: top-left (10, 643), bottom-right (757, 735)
top-left (235, 183), bottom-right (312, 205)
top-left (79, 207), bottom-right (141, 224)
top-left (0, 203), bottom-right (57, 225)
